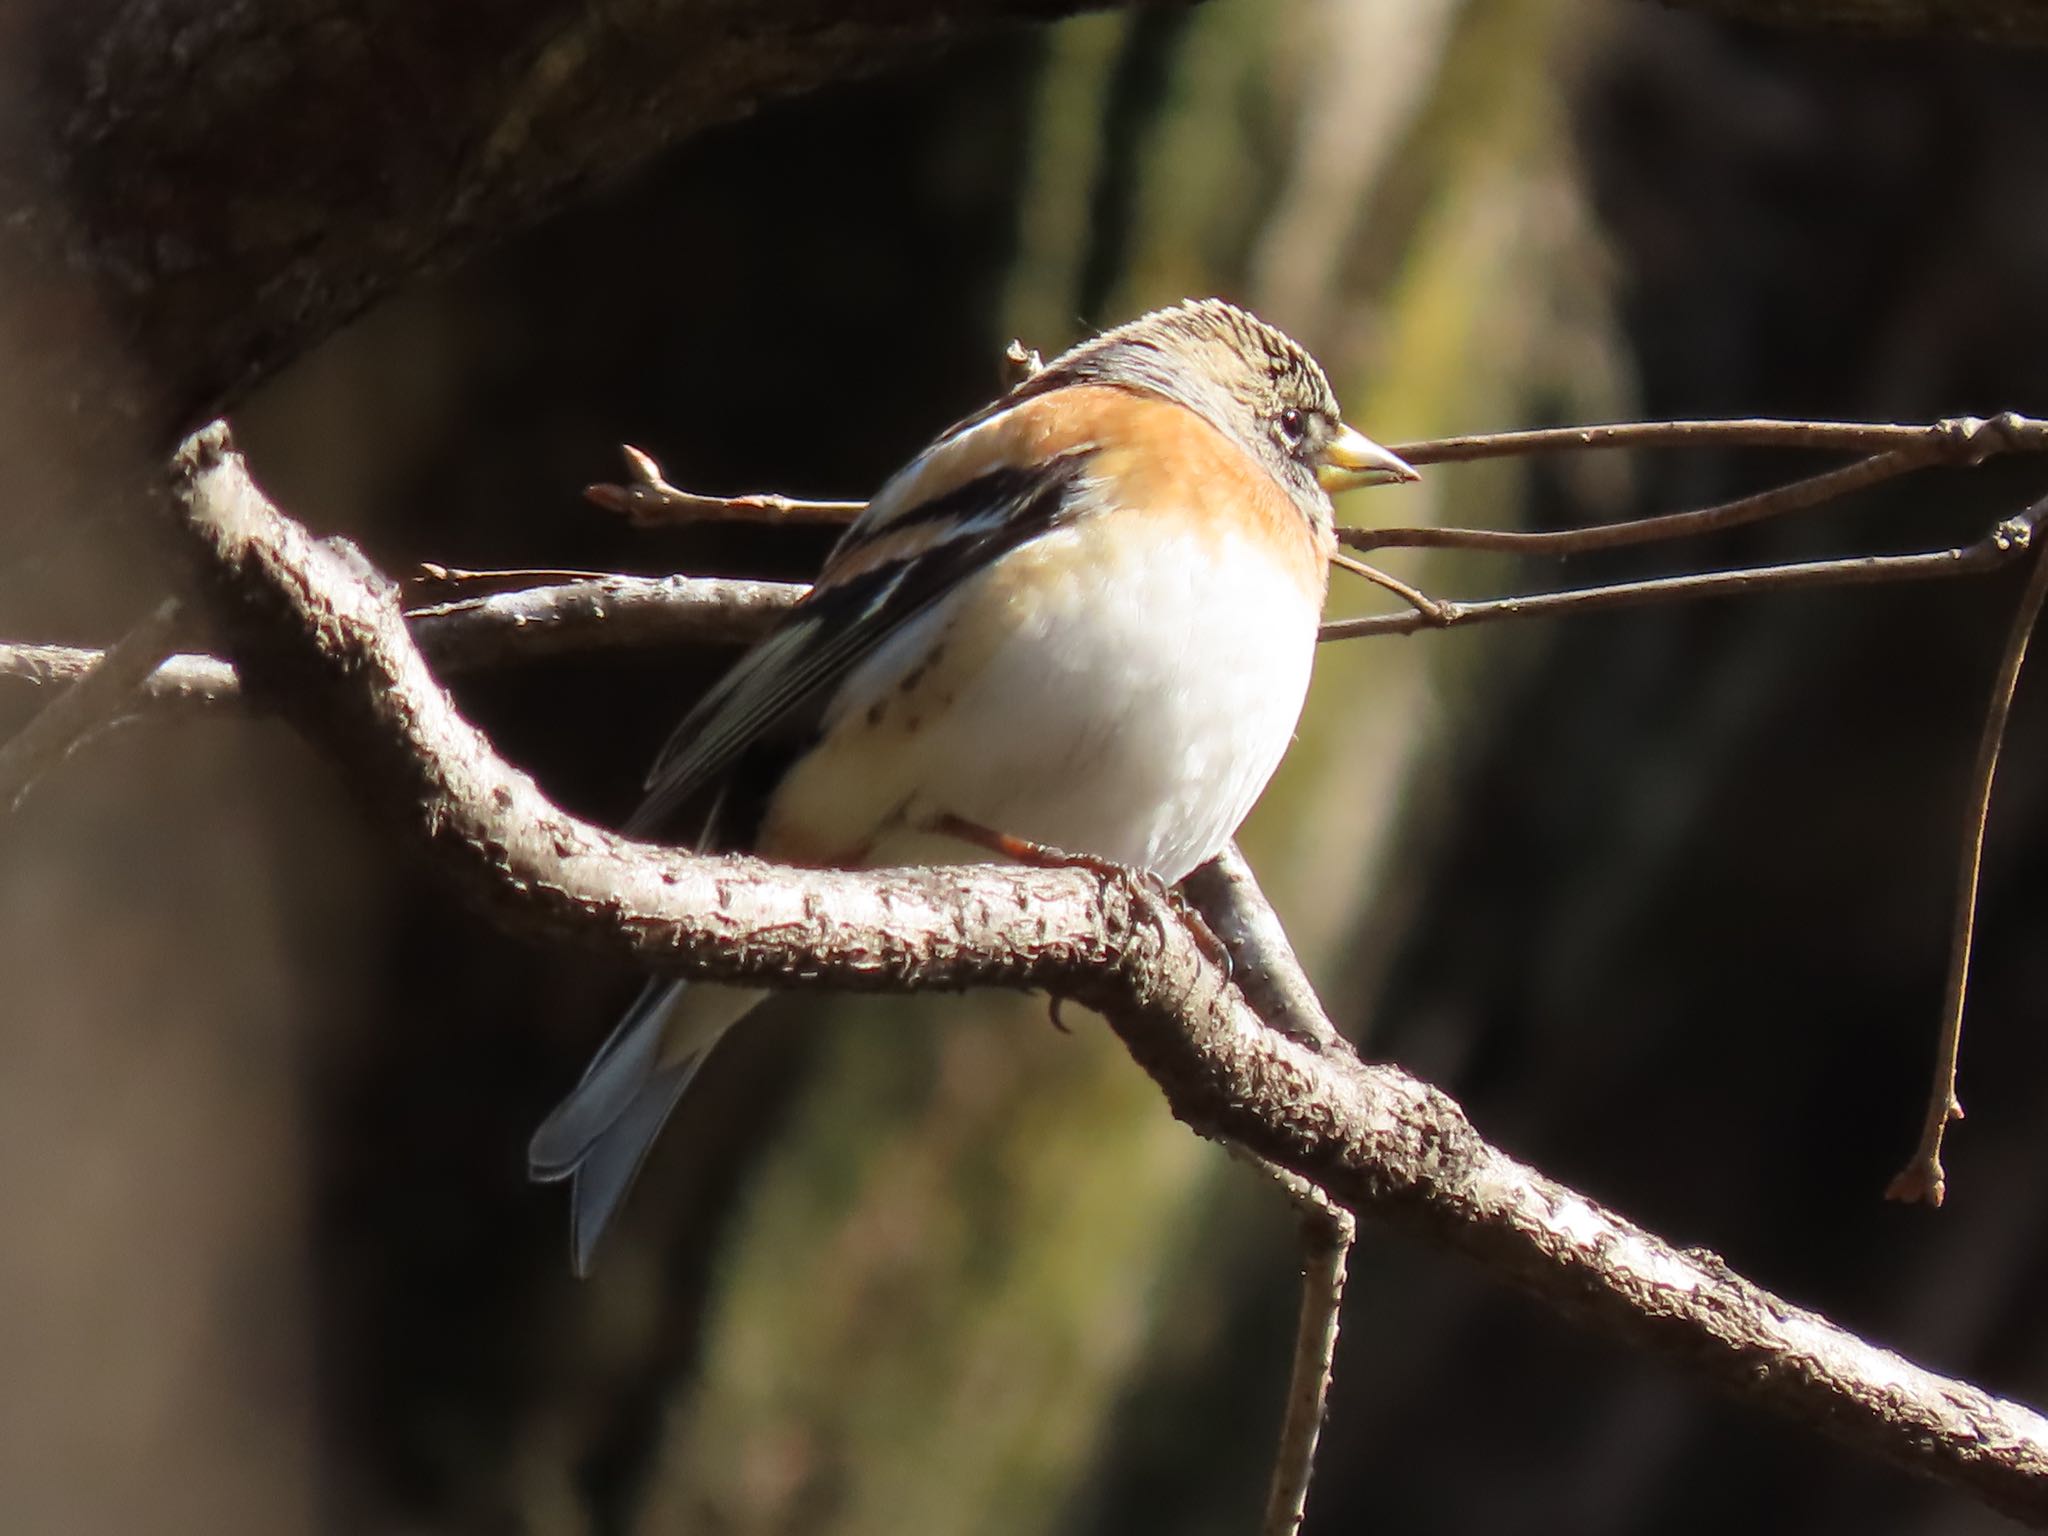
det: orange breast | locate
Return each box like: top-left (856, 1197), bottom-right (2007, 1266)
top-left (826, 385), bottom-right (1330, 604)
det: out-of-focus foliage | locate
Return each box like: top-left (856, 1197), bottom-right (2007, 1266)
top-left (642, 5), bottom-right (1624, 1531)
top-left (7, 3), bottom-right (2048, 1534)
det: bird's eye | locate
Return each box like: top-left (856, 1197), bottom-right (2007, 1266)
top-left (1276, 406), bottom-right (1308, 448)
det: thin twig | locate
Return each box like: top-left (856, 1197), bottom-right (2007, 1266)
top-left (414, 562), bottom-right (626, 586)
top-left (585, 444), bottom-right (865, 529)
top-left (0, 597), bottom-right (183, 808)
top-left (9, 510), bottom-right (2040, 710)
top-left (1887, 511), bottom-right (2048, 1206)
top-left (405, 571), bottom-right (799, 668)
top-left (1318, 506), bottom-right (2048, 641)
top-left (1329, 551), bottom-right (1450, 623)
top-left (1344, 443), bottom-right (1938, 558)
top-left (0, 642), bottom-right (240, 709)
top-left (1262, 1207), bottom-right (1356, 1536)
top-left (0, 574), bottom-right (806, 709)
top-left (1387, 410), bottom-right (2045, 466)
top-left (578, 414), bottom-right (2048, 542)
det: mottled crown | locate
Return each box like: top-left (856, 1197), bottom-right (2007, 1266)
top-left (1006, 298), bottom-right (1345, 524)
top-left (1034, 298), bottom-right (1340, 429)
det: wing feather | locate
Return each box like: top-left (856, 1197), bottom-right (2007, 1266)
top-left (623, 452), bottom-right (1093, 841)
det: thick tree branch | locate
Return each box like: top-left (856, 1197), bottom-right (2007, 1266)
top-left (174, 424), bottom-right (1205, 994)
top-left (167, 422), bottom-right (2048, 1525)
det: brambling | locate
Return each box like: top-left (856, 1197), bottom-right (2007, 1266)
top-left (529, 298), bottom-right (1417, 1274)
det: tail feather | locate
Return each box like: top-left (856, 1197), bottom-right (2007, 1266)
top-left (567, 1051), bottom-right (706, 1278)
top-left (528, 979), bottom-right (761, 1275)
top-left (529, 980), bottom-right (677, 1180)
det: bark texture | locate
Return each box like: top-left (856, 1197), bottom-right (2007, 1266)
top-left (8, 0), bottom-right (1127, 459)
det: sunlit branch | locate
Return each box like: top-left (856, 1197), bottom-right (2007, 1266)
top-left (11, 415), bottom-right (2048, 1228)
top-left (0, 573), bottom-right (804, 709)
top-left (7, 508), bottom-right (2040, 708)
top-left (0, 599), bottom-right (183, 807)
top-left (1385, 410), bottom-right (2046, 466)
top-left (1343, 444), bottom-right (1934, 558)
top-left (587, 412), bottom-right (2048, 576)
top-left (1328, 551), bottom-right (1450, 623)
top-left (1317, 506), bottom-right (2047, 642)
top-left (585, 443), bottom-right (865, 528)
top-left (153, 421), bottom-right (2048, 1527)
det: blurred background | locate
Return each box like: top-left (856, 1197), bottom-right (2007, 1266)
top-left (4, 1), bottom-right (2048, 1531)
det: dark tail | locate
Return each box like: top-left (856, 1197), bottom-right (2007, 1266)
top-left (529, 980), bottom-right (756, 1276)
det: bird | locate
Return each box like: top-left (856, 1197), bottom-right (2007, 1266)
top-left (528, 297), bottom-right (1418, 1274)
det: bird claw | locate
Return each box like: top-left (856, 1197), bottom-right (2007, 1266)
top-left (927, 813), bottom-right (1234, 983)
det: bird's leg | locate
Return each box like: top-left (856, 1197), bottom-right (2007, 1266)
top-left (927, 810), bottom-right (1125, 876)
top-left (926, 813), bottom-right (1233, 981)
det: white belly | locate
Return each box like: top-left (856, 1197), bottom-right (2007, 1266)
top-left (767, 515), bottom-right (1323, 883)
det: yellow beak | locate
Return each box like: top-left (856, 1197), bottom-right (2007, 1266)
top-left (1317, 423), bottom-right (1420, 493)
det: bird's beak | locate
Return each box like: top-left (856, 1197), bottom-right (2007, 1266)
top-left (1317, 424), bottom-right (1419, 493)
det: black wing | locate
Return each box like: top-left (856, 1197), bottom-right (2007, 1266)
top-left (622, 453), bottom-right (1093, 842)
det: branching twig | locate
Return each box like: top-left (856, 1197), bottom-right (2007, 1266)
top-left (1386, 410), bottom-right (2045, 466)
top-left (1888, 522), bottom-right (2048, 1205)
top-left (163, 421), bottom-right (2048, 1528)
top-left (0, 597), bottom-right (183, 807)
top-left (589, 339), bottom-right (1040, 536)
top-left (17, 513), bottom-right (2038, 710)
top-left (0, 574), bottom-right (805, 709)
top-left (1329, 552), bottom-right (1450, 624)
top-left (582, 413), bottom-right (2048, 550)
top-left (1318, 508), bottom-right (2048, 640)
top-left (1343, 442), bottom-right (1939, 558)
top-left (405, 571), bottom-right (798, 667)
top-left (585, 444), bottom-right (865, 529)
